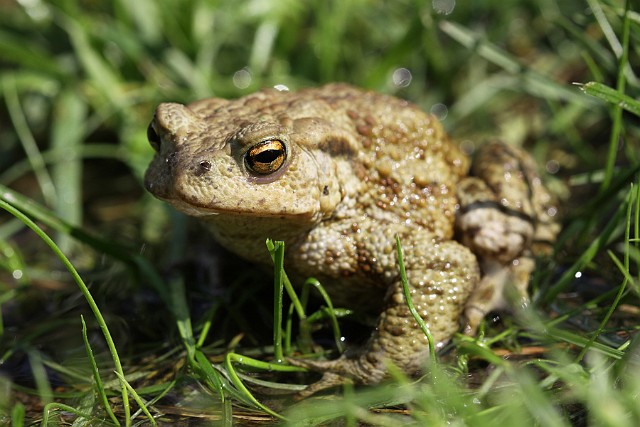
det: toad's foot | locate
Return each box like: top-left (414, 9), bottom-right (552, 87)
top-left (463, 256), bottom-right (534, 335)
top-left (287, 354), bottom-right (387, 398)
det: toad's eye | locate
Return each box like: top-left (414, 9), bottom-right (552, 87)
top-left (147, 123), bottom-right (161, 151)
top-left (244, 140), bottom-right (287, 175)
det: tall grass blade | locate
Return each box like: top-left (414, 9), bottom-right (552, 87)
top-left (439, 20), bottom-right (591, 104)
top-left (271, 240), bottom-right (285, 363)
top-left (0, 199), bottom-right (131, 426)
top-left (51, 89), bottom-right (86, 253)
top-left (113, 372), bottom-right (157, 427)
top-left (81, 316), bottom-right (120, 426)
top-left (2, 77), bottom-right (57, 206)
top-left (599, 0), bottom-right (632, 191)
top-left (11, 403), bottom-right (25, 427)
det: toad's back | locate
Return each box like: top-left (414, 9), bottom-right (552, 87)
top-left (186, 84), bottom-right (469, 240)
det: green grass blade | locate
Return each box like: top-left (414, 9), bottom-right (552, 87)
top-left (285, 299), bottom-right (297, 355)
top-left (271, 240), bottom-right (285, 363)
top-left (580, 82), bottom-right (640, 117)
top-left (225, 352), bottom-right (305, 374)
top-left (0, 199), bottom-right (131, 426)
top-left (27, 351), bottom-right (53, 406)
top-left (195, 301), bottom-right (221, 348)
top-left (2, 76), bottom-right (57, 206)
top-left (439, 20), bottom-right (592, 105)
top-left (538, 328), bottom-right (625, 359)
top-left (0, 184), bottom-right (172, 306)
top-left (40, 403), bottom-right (99, 427)
top-left (50, 89), bottom-right (86, 253)
top-left (0, 143), bottom-right (123, 188)
top-left (586, 0), bottom-right (637, 84)
top-left (0, 29), bottom-right (65, 77)
top-left (58, 13), bottom-right (125, 108)
top-left (599, 0), bottom-right (632, 191)
top-left (510, 369), bottom-right (568, 427)
top-left (456, 339), bottom-right (508, 367)
top-left (10, 402), bottom-right (24, 427)
top-left (541, 200), bottom-right (626, 304)
top-left (223, 353), bottom-right (285, 420)
top-left (0, 185), bottom-right (133, 265)
top-left (194, 350), bottom-right (226, 402)
top-left (266, 239), bottom-right (306, 321)
top-left (556, 16), bottom-right (615, 75)
top-left (575, 182), bottom-right (637, 361)
top-left (395, 236), bottom-right (435, 365)
top-left (169, 275), bottom-right (196, 364)
top-left (114, 0), bottom-right (162, 45)
top-left (113, 372), bottom-right (157, 427)
top-left (301, 278), bottom-right (344, 354)
top-left (81, 316), bottom-right (120, 426)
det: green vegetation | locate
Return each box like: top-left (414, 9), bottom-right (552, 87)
top-left (0, 0), bottom-right (639, 425)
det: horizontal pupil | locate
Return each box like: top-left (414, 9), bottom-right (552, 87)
top-left (254, 149), bottom-right (281, 163)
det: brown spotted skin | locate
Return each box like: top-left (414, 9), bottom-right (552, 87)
top-left (144, 84), bottom-right (559, 395)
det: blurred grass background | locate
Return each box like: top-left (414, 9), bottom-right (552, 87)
top-left (0, 0), bottom-right (639, 425)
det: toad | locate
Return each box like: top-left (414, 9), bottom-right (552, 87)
top-left (144, 84), bottom-right (559, 396)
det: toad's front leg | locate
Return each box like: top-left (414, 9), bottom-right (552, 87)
top-left (289, 232), bottom-right (479, 397)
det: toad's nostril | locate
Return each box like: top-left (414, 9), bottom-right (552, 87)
top-left (147, 123), bottom-right (161, 151)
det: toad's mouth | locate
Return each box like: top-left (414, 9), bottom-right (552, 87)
top-left (157, 191), bottom-right (316, 221)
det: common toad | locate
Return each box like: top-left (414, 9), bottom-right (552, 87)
top-left (144, 84), bottom-right (559, 395)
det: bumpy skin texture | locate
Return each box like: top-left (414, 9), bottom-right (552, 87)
top-left (144, 84), bottom-right (559, 396)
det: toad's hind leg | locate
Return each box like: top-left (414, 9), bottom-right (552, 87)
top-left (455, 142), bottom-right (559, 334)
top-left (289, 236), bottom-right (479, 398)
